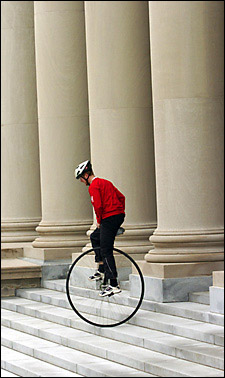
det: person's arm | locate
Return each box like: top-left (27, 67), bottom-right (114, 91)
top-left (114, 187), bottom-right (125, 209)
top-left (89, 186), bottom-right (103, 224)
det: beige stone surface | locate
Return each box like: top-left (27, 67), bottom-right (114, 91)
top-left (1, 258), bottom-right (41, 269)
top-left (148, 1), bottom-right (224, 100)
top-left (1, 259), bottom-right (42, 280)
top-left (89, 108), bottom-right (156, 227)
top-left (34, 1), bottom-right (83, 14)
top-left (1, 278), bottom-right (41, 297)
top-left (1, 1), bottom-right (42, 242)
top-left (213, 271), bottom-right (224, 287)
top-left (24, 247), bottom-right (78, 261)
top-left (84, 1), bottom-right (157, 255)
top-left (146, 1), bottom-right (224, 264)
top-left (72, 251), bottom-right (141, 268)
top-left (34, 118), bottom-right (91, 224)
top-left (1, 1), bottom-right (34, 29)
top-left (2, 34), bottom-right (37, 124)
top-left (85, 1), bottom-right (152, 110)
top-left (1, 242), bottom-right (31, 259)
top-left (1, 1), bottom-right (224, 315)
top-left (72, 252), bottom-right (96, 267)
top-left (1, 124), bottom-right (42, 219)
top-left (1, 249), bottom-right (23, 259)
top-left (151, 98), bottom-right (224, 232)
top-left (33, 1), bottom-right (92, 248)
top-left (1, 243), bottom-right (32, 249)
top-left (1, 286), bottom-right (15, 297)
top-left (34, 9), bottom-right (88, 118)
top-left (1, 271), bottom-right (41, 280)
top-left (136, 260), bottom-right (224, 279)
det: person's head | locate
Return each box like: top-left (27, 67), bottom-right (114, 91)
top-left (75, 160), bottom-right (94, 186)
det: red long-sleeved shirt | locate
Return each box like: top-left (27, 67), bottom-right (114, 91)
top-left (88, 177), bottom-right (125, 224)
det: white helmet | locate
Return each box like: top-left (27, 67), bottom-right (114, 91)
top-left (75, 160), bottom-right (92, 179)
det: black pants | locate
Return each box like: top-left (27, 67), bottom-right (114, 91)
top-left (90, 213), bottom-right (125, 280)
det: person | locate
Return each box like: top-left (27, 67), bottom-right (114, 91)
top-left (75, 160), bottom-right (125, 297)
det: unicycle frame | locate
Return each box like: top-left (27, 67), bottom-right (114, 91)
top-left (66, 247), bottom-right (145, 328)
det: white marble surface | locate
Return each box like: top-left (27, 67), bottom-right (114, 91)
top-left (130, 274), bottom-right (212, 302)
top-left (210, 286), bottom-right (224, 314)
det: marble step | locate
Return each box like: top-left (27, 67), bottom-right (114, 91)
top-left (1, 369), bottom-right (19, 377)
top-left (189, 291), bottom-right (210, 305)
top-left (43, 279), bottom-right (223, 326)
top-left (11, 287), bottom-right (224, 346)
top-left (1, 300), bottom-right (224, 370)
top-left (1, 346), bottom-right (82, 377)
top-left (1, 328), bottom-right (154, 377)
top-left (1, 313), bottom-right (224, 377)
top-left (1, 258), bottom-right (42, 297)
top-left (120, 280), bottom-right (130, 290)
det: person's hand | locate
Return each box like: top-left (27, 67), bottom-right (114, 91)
top-left (96, 223), bottom-right (100, 228)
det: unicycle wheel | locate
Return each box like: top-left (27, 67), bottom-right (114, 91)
top-left (66, 247), bottom-right (144, 328)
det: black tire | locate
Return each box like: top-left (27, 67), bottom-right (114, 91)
top-left (66, 247), bottom-right (145, 328)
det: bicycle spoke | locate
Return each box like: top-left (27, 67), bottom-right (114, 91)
top-left (66, 247), bottom-right (144, 327)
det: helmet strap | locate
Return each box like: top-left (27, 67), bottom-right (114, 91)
top-left (82, 173), bottom-right (91, 186)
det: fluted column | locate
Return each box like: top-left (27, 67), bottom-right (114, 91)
top-left (145, 2), bottom-right (224, 269)
top-left (32, 1), bottom-right (92, 252)
top-left (84, 1), bottom-right (157, 258)
top-left (1, 1), bottom-right (42, 243)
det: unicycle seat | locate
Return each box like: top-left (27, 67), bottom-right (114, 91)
top-left (116, 227), bottom-right (125, 236)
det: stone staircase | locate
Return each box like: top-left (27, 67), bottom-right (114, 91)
top-left (1, 244), bottom-right (42, 298)
top-left (189, 291), bottom-right (210, 305)
top-left (1, 279), bottom-right (224, 377)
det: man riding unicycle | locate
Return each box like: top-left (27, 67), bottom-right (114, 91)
top-left (75, 160), bottom-right (125, 297)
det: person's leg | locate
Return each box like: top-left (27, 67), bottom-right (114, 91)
top-left (90, 227), bottom-right (101, 264)
top-left (89, 227), bottom-right (104, 280)
top-left (100, 214), bottom-right (125, 286)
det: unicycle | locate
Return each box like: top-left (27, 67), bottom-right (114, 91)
top-left (66, 246), bottom-right (145, 328)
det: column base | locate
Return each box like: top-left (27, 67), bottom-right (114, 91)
top-left (136, 260), bottom-right (224, 278)
top-left (130, 274), bottom-right (212, 302)
top-left (32, 221), bottom-right (91, 249)
top-left (24, 246), bottom-right (79, 261)
top-left (130, 260), bottom-right (224, 303)
top-left (147, 229), bottom-right (224, 262)
top-left (1, 219), bottom-right (41, 243)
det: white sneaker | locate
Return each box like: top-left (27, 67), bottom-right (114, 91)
top-left (88, 271), bottom-right (104, 281)
top-left (99, 285), bottom-right (121, 297)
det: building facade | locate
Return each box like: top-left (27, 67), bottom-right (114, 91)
top-left (1, 1), bottom-right (224, 303)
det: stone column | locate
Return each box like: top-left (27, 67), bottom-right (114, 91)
top-left (138, 1), bottom-right (224, 301)
top-left (29, 1), bottom-right (92, 259)
top-left (1, 1), bottom-right (42, 243)
top-left (84, 1), bottom-right (157, 258)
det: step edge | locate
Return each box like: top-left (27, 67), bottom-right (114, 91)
top-left (1, 326), bottom-right (224, 375)
top-left (1, 309), bottom-right (224, 371)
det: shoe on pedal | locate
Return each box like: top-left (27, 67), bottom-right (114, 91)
top-left (88, 271), bottom-right (104, 281)
top-left (99, 285), bottom-right (121, 297)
